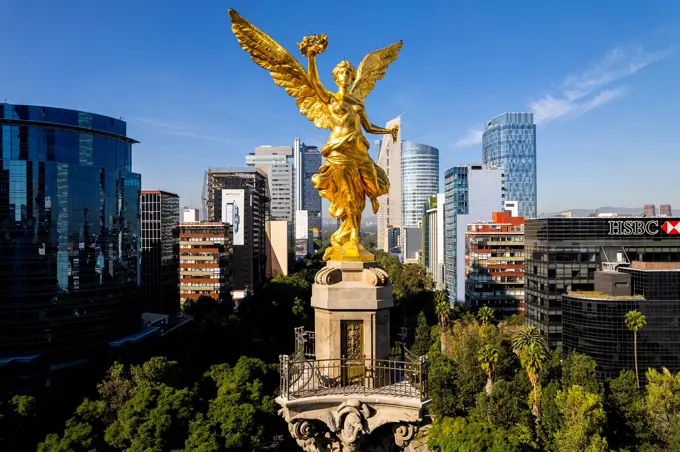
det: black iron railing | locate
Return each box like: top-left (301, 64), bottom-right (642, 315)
top-left (293, 327), bottom-right (316, 360)
top-left (279, 355), bottom-right (428, 401)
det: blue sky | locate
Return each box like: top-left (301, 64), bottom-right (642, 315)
top-left (2, 0), bottom-right (679, 214)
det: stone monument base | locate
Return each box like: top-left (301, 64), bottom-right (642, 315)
top-left (278, 396), bottom-right (427, 452)
top-left (312, 260), bottom-right (392, 362)
top-left (277, 260), bottom-right (430, 451)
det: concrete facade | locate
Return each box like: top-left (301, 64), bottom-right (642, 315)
top-left (182, 207), bottom-right (200, 222)
top-left (266, 219), bottom-right (289, 277)
top-left (444, 164), bottom-right (504, 304)
top-left (593, 270), bottom-right (631, 297)
top-left (377, 117), bottom-right (402, 251)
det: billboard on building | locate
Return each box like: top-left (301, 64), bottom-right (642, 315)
top-left (222, 189), bottom-right (244, 245)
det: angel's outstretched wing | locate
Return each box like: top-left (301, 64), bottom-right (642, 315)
top-left (228, 9), bottom-right (331, 129)
top-left (351, 41), bottom-right (403, 102)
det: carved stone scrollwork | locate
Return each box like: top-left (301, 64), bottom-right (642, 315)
top-left (284, 403), bottom-right (421, 451)
top-left (393, 422), bottom-right (419, 447)
top-left (315, 266), bottom-right (342, 285)
top-left (362, 267), bottom-right (389, 286)
top-left (289, 420), bottom-right (327, 452)
top-left (332, 399), bottom-right (374, 450)
top-left (289, 419), bottom-right (314, 441)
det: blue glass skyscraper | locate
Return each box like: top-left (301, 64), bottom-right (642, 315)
top-left (482, 112), bottom-right (537, 218)
top-left (293, 138), bottom-right (322, 231)
top-left (401, 141), bottom-right (439, 228)
top-left (0, 103), bottom-right (141, 370)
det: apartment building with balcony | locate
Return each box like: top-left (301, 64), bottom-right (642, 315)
top-left (465, 211), bottom-right (525, 314)
top-left (179, 222), bottom-right (233, 306)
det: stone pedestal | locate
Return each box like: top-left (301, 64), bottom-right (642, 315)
top-left (277, 260), bottom-right (429, 451)
top-left (312, 261), bottom-right (393, 362)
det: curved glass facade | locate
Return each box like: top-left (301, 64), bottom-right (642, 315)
top-left (0, 104), bottom-right (141, 363)
top-left (401, 141), bottom-right (439, 228)
top-left (482, 112), bottom-right (537, 218)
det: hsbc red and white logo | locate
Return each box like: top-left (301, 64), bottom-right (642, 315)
top-left (608, 220), bottom-right (680, 236)
top-left (661, 220), bottom-right (680, 235)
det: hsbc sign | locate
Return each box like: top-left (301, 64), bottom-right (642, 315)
top-left (608, 220), bottom-right (680, 236)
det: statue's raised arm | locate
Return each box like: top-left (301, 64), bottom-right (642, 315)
top-left (228, 9), bottom-right (331, 129)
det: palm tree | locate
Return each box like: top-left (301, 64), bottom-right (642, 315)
top-left (434, 290), bottom-right (451, 328)
top-left (511, 325), bottom-right (545, 354)
top-left (477, 344), bottom-right (500, 396)
top-left (511, 326), bottom-right (548, 423)
top-left (434, 290), bottom-right (451, 353)
top-left (477, 306), bottom-right (495, 326)
top-left (625, 310), bottom-right (647, 388)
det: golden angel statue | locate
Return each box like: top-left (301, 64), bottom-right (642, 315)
top-left (229, 9), bottom-right (402, 262)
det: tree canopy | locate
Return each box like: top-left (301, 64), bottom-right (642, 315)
top-left (7, 250), bottom-right (680, 451)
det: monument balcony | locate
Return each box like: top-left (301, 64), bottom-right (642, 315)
top-left (280, 354), bottom-right (428, 402)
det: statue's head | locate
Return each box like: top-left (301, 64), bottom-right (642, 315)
top-left (332, 60), bottom-right (356, 88)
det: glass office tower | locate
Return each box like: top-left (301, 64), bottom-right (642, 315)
top-left (0, 103), bottom-right (141, 366)
top-left (524, 217), bottom-right (680, 348)
top-left (483, 112), bottom-right (537, 218)
top-left (401, 141), bottom-right (439, 228)
top-left (141, 190), bottom-right (180, 314)
top-left (293, 139), bottom-right (322, 232)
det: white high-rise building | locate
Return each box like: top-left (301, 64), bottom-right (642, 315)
top-left (182, 207), bottom-right (199, 222)
top-left (295, 210), bottom-right (315, 258)
top-left (246, 147), bottom-right (294, 274)
top-left (246, 146), bottom-right (294, 222)
top-left (424, 193), bottom-right (445, 289)
top-left (444, 164), bottom-right (504, 304)
top-left (377, 116), bottom-right (402, 250)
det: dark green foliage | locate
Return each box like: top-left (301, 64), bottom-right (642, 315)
top-left (104, 385), bottom-right (196, 451)
top-left (28, 254), bottom-right (327, 452)
top-left (359, 231), bottom-right (377, 250)
top-left (11, 251), bottom-right (680, 451)
top-left (471, 377), bottom-right (532, 431)
top-left (539, 381), bottom-right (563, 450)
top-left (605, 370), bottom-right (652, 450)
top-left (504, 314), bottom-right (525, 326)
top-left (561, 352), bottom-right (600, 394)
top-left (411, 312), bottom-right (433, 356)
top-left (374, 249), bottom-right (434, 304)
top-left (426, 312), bottom-right (680, 451)
top-left (427, 354), bottom-right (461, 417)
top-left (0, 395), bottom-right (38, 451)
top-left (37, 356), bottom-right (282, 452)
top-left (428, 416), bottom-right (535, 452)
top-left (38, 399), bottom-right (110, 452)
top-left (184, 357), bottom-right (279, 450)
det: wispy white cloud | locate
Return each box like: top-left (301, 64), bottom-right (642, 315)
top-left (455, 128), bottom-right (484, 148)
top-left (455, 45), bottom-right (670, 146)
top-left (132, 117), bottom-right (191, 131)
top-left (163, 130), bottom-right (232, 143)
top-left (530, 46), bottom-right (670, 124)
top-left (132, 117), bottom-right (232, 144)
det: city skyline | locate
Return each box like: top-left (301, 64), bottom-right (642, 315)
top-left (2, 0), bottom-right (679, 213)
